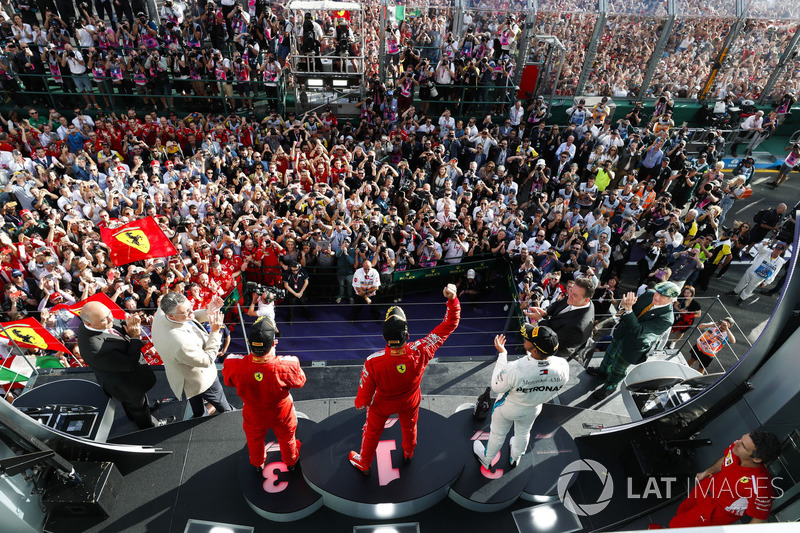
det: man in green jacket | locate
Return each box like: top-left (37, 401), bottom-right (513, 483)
top-left (586, 281), bottom-right (679, 399)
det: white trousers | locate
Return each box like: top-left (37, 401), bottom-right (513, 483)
top-left (485, 400), bottom-right (543, 463)
top-left (734, 270), bottom-right (766, 300)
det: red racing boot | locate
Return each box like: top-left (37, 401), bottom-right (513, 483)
top-left (348, 451), bottom-right (371, 475)
top-left (287, 440), bottom-right (302, 472)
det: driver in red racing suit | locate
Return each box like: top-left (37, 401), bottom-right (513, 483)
top-left (348, 284), bottom-right (460, 475)
top-left (223, 316), bottom-right (306, 472)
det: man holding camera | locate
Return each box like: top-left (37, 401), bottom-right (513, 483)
top-left (58, 44), bottom-right (93, 109)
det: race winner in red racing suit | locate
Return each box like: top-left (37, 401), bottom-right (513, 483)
top-left (223, 316), bottom-right (306, 471)
top-left (349, 284), bottom-right (461, 475)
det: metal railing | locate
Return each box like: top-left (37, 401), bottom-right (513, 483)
top-left (4, 70), bottom-right (286, 116)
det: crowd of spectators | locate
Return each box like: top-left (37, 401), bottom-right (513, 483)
top-left (0, 0), bottom-right (796, 109)
top-left (0, 0), bottom-right (797, 395)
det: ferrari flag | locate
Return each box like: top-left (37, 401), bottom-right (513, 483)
top-left (332, 10), bottom-right (351, 20)
top-left (51, 292), bottom-right (126, 321)
top-left (100, 217), bottom-right (178, 266)
top-left (0, 317), bottom-right (72, 354)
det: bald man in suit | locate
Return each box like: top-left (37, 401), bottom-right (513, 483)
top-left (78, 301), bottom-right (166, 429)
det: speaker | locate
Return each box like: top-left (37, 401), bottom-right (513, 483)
top-left (43, 462), bottom-right (122, 517)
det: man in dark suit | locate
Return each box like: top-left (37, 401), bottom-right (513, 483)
top-left (78, 301), bottom-right (165, 429)
top-left (524, 277), bottom-right (595, 360)
top-left (586, 281), bottom-right (679, 399)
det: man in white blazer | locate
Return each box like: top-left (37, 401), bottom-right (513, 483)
top-left (152, 292), bottom-right (233, 417)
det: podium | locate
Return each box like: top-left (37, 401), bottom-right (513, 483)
top-left (237, 419), bottom-right (323, 522)
top-left (236, 404), bottom-right (581, 522)
top-left (300, 407), bottom-right (466, 519)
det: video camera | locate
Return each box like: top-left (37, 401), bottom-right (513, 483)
top-left (245, 281), bottom-right (287, 301)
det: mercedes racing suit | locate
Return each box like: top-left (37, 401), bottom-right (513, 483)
top-left (354, 297), bottom-right (461, 466)
top-left (223, 352), bottom-right (306, 467)
top-left (484, 351), bottom-right (569, 463)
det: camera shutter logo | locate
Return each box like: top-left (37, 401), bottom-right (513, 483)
top-left (557, 459), bottom-right (614, 516)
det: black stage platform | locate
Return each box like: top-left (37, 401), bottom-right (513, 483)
top-left (41, 404), bottom-right (609, 533)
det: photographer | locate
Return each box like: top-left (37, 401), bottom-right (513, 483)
top-left (417, 235), bottom-right (442, 268)
top-left (246, 286), bottom-right (276, 321)
top-left (335, 236), bottom-right (356, 304)
top-left (58, 44), bottom-right (96, 110)
top-left (144, 50), bottom-right (173, 111)
top-left (442, 227), bottom-right (469, 265)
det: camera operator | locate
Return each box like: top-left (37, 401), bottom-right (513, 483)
top-left (283, 260), bottom-right (310, 325)
top-left (58, 44), bottom-right (95, 109)
top-left (442, 226), bottom-right (469, 265)
top-left (374, 237), bottom-right (396, 297)
top-left (145, 49), bottom-right (173, 111)
top-left (417, 235), bottom-right (442, 268)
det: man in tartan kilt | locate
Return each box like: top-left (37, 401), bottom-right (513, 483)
top-left (586, 281), bottom-right (679, 399)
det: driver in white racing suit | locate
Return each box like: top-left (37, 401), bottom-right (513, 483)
top-left (473, 324), bottom-right (569, 470)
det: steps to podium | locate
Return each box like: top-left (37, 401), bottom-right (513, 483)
top-left (300, 407), bottom-right (467, 520)
top-left (238, 419), bottom-right (323, 522)
top-left (448, 409), bottom-right (535, 512)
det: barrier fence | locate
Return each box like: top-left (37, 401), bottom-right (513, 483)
top-left (0, 269), bottom-right (768, 403)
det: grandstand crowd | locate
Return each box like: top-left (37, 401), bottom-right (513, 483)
top-left (0, 0), bottom-right (797, 393)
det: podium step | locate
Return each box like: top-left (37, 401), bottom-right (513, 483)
top-left (238, 419), bottom-right (323, 522)
top-left (300, 407), bottom-right (467, 520)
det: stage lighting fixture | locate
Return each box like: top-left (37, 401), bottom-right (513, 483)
top-left (307, 79), bottom-right (324, 87)
top-left (332, 79), bottom-right (349, 87)
top-left (183, 519), bottom-right (254, 533)
top-left (512, 501), bottom-right (582, 533)
top-left (353, 523), bottom-right (420, 533)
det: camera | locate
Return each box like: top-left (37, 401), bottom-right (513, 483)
top-left (358, 242), bottom-right (368, 253)
top-left (245, 281), bottom-right (286, 300)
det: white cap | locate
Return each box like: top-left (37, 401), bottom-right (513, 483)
top-left (467, 269), bottom-right (476, 279)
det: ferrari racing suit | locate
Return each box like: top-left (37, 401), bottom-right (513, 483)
top-left (223, 351), bottom-right (307, 467)
top-left (354, 297), bottom-right (461, 466)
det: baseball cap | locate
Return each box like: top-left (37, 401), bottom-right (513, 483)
top-left (383, 306), bottom-right (408, 347)
top-left (248, 316), bottom-right (276, 354)
top-left (519, 324), bottom-right (559, 356)
top-left (466, 269), bottom-right (476, 279)
top-left (774, 242), bottom-right (787, 250)
top-left (20, 209), bottom-right (31, 216)
top-left (11, 269), bottom-right (22, 277)
top-left (654, 281), bottom-right (680, 298)
top-left (49, 292), bottom-right (63, 302)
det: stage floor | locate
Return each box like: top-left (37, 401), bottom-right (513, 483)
top-left (42, 395), bottom-right (640, 533)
